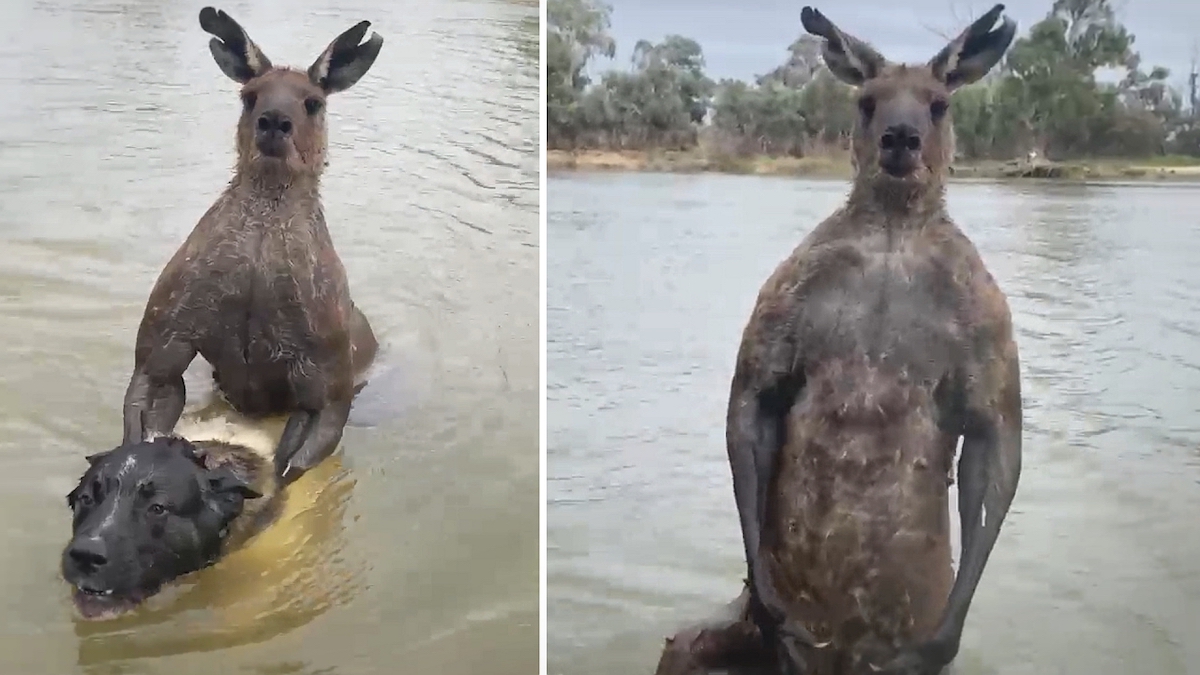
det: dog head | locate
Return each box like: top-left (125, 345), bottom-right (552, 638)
top-left (61, 436), bottom-right (262, 620)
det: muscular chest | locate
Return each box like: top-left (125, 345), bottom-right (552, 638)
top-left (788, 230), bottom-right (971, 373)
top-left (157, 211), bottom-right (349, 341)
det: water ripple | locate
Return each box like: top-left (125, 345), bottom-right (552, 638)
top-left (0, 0), bottom-right (538, 673)
top-left (548, 174), bottom-right (1200, 675)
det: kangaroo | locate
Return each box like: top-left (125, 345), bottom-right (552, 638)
top-left (121, 7), bottom-right (383, 486)
top-left (656, 6), bottom-right (1022, 675)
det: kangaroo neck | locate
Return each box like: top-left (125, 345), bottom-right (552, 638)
top-left (846, 177), bottom-right (948, 225)
top-left (228, 164), bottom-right (321, 212)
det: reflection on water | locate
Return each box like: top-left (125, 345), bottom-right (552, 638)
top-left (547, 173), bottom-right (1200, 675)
top-left (0, 0), bottom-right (539, 673)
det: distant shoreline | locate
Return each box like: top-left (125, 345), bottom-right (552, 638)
top-left (547, 149), bottom-right (1200, 183)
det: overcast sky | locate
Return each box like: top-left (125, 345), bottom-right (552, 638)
top-left (598, 0), bottom-right (1199, 90)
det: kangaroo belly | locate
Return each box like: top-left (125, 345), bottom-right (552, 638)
top-left (764, 372), bottom-right (956, 667)
top-left (196, 263), bottom-right (322, 415)
top-left (210, 355), bottom-right (298, 415)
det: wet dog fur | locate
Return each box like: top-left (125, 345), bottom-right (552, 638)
top-left (61, 412), bottom-right (287, 621)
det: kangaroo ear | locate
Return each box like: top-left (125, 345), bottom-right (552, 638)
top-left (199, 6), bottom-right (274, 83)
top-left (801, 6), bottom-right (888, 86)
top-left (308, 20), bottom-right (384, 94)
top-left (206, 466), bottom-right (263, 500)
top-left (928, 4), bottom-right (1017, 90)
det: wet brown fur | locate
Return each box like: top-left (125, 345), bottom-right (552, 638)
top-left (122, 8), bottom-right (384, 485)
top-left (722, 207), bottom-right (1017, 675)
top-left (766, 360), bottom-right (955, 673)
top-left (655, 586), bottom-right (773, 675)
top-left (236, 69), bottom-right (331, 176)
top-left (661, 6), bottom-right (1022, 675)
top-left (846, 66), bottom-right (955, 214)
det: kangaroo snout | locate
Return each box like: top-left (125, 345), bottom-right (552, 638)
top-left (881, 124), bottom-right (921, 152)
top-left (255, 109), bottom-right (293, 157)
top-left (879, 123), bottom-right (922, 177)
top-left (257, 110), bottom-right (293, 135)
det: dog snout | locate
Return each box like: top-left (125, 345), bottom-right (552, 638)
top-left (256, 110), bottom-right (293, 137)
top-left (880, 124), bottom-right (921, 152)
top-left (67, 535), bottom-right (109, 572)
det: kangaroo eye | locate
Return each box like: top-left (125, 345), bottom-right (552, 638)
top-left (242, 92), bottom-right (257, 110)
top-left (930, 98), bottom-right (949, 120)
top-left (858, 95), bottom-right (876, 119)
top-left (304, 97), bottom-right (323, 116)
top-left (148, 503), bottom-right (167, 516)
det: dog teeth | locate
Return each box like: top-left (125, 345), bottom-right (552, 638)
top-left (102, 589), bottom-right (113, 596)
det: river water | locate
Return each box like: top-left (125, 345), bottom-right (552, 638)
top-left (0, 0), bottom-right (539, 673)
top-left (547, 172), bottom-right (1200, 675)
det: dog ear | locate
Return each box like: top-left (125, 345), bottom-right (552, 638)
top-left (84, 450), bottom-right (111, 466)
top-left (179, 439), bottom-right (212, 469)
top-left (71, 449), bottom-right (114, 507)
top-left (203, 465), bottom-right (263, 527)
top-left (207, 466), bottom-right (263, 500)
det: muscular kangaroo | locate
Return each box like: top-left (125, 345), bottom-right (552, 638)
top-left (121, 8), bottom-right (382, 486)
top-left (656, 6), bottom-right (1022, 675)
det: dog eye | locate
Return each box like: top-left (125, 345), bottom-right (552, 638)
top-left (304, 97), bottom-right (323, 116)
top-left (77, 481), bottom-right (101, 507)
top-left (148, 503), bottom-right (167, 516)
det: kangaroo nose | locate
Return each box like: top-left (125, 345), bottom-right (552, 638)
top-left (68, 536), bottom-right (109, 571)
top-left (880, 124), bottom-right (921, 152)
top-left (256, 110), bottom-right (293, 136)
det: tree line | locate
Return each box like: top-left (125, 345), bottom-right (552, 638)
top-left (546, 0), bottom-right (1200, 161)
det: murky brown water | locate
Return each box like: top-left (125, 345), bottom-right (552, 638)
top-left (547, 173), bottom-right (1200, 675)
top-left (0, 0), bottom-right (539, 673)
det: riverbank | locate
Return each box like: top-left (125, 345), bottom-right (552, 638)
top-left (547, 148), bottom-right (1200, 182)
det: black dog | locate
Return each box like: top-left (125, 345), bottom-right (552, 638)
top-left (62, 430), bottom-right (272, 620)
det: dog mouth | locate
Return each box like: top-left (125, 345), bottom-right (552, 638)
top-left (71, 584), bottom-right (149, 621)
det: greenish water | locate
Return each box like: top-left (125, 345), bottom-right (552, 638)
top-left (548, 173), bottom-right (1200, 675)
top-left (0, 1), bottom-right (539, 673)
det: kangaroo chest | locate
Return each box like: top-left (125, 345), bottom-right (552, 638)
top-left (170, 207), bottom-right (350, 414)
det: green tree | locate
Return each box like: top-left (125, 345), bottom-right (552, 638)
top-left (546, 0), bottom-right (616, 146)
top-left (546, 0), bottom-right (1194, 160)
top-left (631, 35), bottom-right (714, 123)
top-left (757, 35), bottom-right (824, 89)
top-left (1003, 0), bottom-right (1132, 156)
